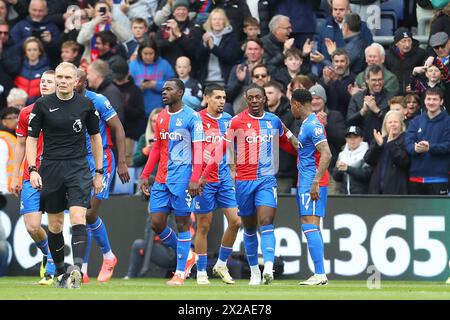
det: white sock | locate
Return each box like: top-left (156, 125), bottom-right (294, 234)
top-left (264, 261), bottom-right (273, 273)
top-left (175, 270), bottom-right (185, 279)
top-left (197, 270), bottom-right (207, 277)
top-left (81, 263), bottom-right (88, 274)
top-left (215, 259), bottom-right (227, 268)
top-left (103, 250), bottom-right (115, 260)
top-left (250, 265), bottom-right (260, 275)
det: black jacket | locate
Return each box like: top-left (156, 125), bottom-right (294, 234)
top-left (265, 96), bottom-right (299, 179)
top-left (321, 108), bottom-right (347, 169)
top-left (258, 0), bottom-right (271, 37)
top-left (364, 133), bottom-right (410, 194)
top-left (114, 76), bottom-right (146, 141)
top-left (385, 39), bottom-right (428, 94)
top-left (320, 71), bottom-right (356, 119)
top-left (261, 32), bottom-right (285, 72)
top-left (0, 39), bottom-right (21, 78)
top-left (155, 19), bottom-right (203, 73)
top-left (346, 88), bottom-right (395, 144)
top-left (272, 65), bottom-right (311, 90)
top-left (95, 78), bottom-right (125, 124)
top-left (213, 0), bottom-right (252, 42)
top-left (196, 31), bottom-right (242, 85)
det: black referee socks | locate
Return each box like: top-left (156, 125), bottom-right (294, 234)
top-left (48, 231), bottom-right (65, 276)
top-left (71, 224), bottom-right (88, 271)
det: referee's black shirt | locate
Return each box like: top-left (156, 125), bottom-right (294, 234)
top-left (28, 93), bottom-right (100, 160)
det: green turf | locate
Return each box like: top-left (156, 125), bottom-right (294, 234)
top-left (0, 277), bottom-right (448, 300)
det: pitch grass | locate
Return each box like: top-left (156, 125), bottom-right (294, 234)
top-left (0, 277), bottom-right (448, 300)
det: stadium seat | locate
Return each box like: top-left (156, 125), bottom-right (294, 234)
top-left (380, 0), bottom-right (404, 22)
top-left (375, 13), bottom-right (396, 36)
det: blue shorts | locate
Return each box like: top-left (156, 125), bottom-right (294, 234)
top-left (296, 186), bottom-right (328, 217)
top-left (87, 149), bottom-right (115, 200)
top-left (149, 182), bottom-right (193, 216)
top-left (193, 178), bottom-right (237, 213)
top-left (235, 176), bottom-right (277, 217)
top-left (19, 180), bottom-right (40, 215)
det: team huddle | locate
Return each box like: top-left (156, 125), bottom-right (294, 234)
top-left (12, 61), bottom-right (332, 289)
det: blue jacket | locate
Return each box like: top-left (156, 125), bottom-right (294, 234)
top-left (405, 111), bottom-right (450, 181)
top-left (344, 33), bottom-right (368, 75)
top-left (268, 0), bottom-right (316, 34)
top-left (11, 16), bottom-right (61, 49)
top-left (316, 16), bottom-right (373, 62)
top-left (128, 57), bottom-right (175, 116)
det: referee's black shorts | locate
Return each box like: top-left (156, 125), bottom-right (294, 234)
top-left (39, 157), bottom-right (92, 214)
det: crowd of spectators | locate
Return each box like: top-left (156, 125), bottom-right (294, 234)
top-left (0, 0), bottom-right (448, 196)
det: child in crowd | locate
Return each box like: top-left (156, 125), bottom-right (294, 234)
top-left (388, 96), bottom-right (408, 120)
top-left (175, 56), bottom-right (203, 110)
top-left (272, 48), bottom-right (309, 88)
top-left (404, 93), bottom-right (421, 127)
top-left (14, 37), bottom-right (50, 104)
top-left (332, 126), bottom-right (372, 195)
top-left (130, 18), bottom-right (150, 61)
top-left (241, 17), bottom-right (260, 51)
top-left (60, 40), bottom-right (81, 65)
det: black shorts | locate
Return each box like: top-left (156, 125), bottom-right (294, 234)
top-left (39, 157), bottom-right (92, 213)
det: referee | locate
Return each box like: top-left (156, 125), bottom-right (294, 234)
top-left (26, 62), bottom-right (103, 289)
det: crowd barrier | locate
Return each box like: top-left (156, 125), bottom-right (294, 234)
top-left (1, 194), bottom-right (448, 281)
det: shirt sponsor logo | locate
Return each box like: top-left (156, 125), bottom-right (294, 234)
top-left (246, 134), bottom-right (274, 143)
top-left (159, 131), bottom-right (183, 141)
top-left (205, 134), bottom-right (224, 143)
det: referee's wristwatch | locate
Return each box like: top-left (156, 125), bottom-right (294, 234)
top-left (95, 168), bottom-right (104, 175)
top-left (28, 165), bottom-right (38, 173)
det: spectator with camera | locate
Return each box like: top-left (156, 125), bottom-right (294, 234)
top-left (154, 0), bottom-right (202, 72)
top-left (61, 5), bottom-right (90, 44)
top-left (10, 0), bottom-right (61, 65)
top-left (77, 0), bottom-right (133, 65)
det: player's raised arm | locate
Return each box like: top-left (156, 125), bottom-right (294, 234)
top-left (311, 141), bottom-right (331, 201)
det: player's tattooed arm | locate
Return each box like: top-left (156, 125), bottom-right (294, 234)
top-left (310, 141), bottom-right (332, 201)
